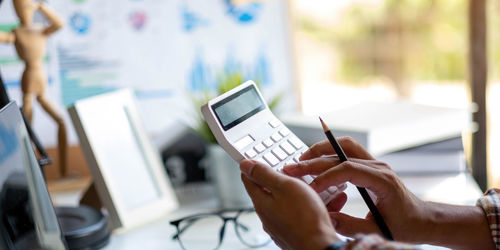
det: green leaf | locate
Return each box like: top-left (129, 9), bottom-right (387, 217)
top-left (191, 70), bottom-right (282, 144)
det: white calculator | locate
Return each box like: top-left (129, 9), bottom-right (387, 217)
top-left (201, 80), bottom-right (344, 204)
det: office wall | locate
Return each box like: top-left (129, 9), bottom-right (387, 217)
top-left (0, 0), bottom-right (296, 148)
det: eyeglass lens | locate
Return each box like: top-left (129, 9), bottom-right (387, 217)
top-left (177, 215), bottom-right (225, 250)
top-left (235, 210), bottom-right (271, 248)
top-left (175, 210), bottom-right (271, 249)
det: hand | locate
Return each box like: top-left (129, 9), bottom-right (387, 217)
top-left (240, 160), bottom-right (340, 250)
top-left (283, 137), bottom-right (428, 243)
top-left (283, 137), bottom-right (495, 249)
top-left (37, 2), bottom-right (45, 10)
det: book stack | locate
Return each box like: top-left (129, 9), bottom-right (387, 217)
top-left (282, 101), bottom-right (470, 175)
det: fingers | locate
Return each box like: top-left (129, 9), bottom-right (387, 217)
top-left (330, 212), bottom-right (380, 237)
top-left (300, 137), bottom-right (375, 161)
top-left (310, 161), bottom-right (390, 197)
top-left (240, 159), bottom-right (286, 191)
top-left (241, 174), bottom-right (270, 204)
top-left (283, 157), bottom-right (341, 177)
top-left (326, 192), bottom-right (347, 212)
top-left (284, 157), bottom-right (391, 178)
top-left (299, 140), bottom-right (335, 161)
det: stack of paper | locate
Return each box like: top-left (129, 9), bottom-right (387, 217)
top-left (283, 101), bottom-right (470, 156)
top-left (378, 137), bottom-right (466, 174)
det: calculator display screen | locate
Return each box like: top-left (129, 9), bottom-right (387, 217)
top-left (212, 85), bottom-right (265, 131)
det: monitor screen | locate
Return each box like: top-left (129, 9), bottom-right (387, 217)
top-left (0, 70), bottom-right (9, 109)
top-left (211, 85), bottom-right (265, 131)
top-left (0, 102), bottom-right (66, 250)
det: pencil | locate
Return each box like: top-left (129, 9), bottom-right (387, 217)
top-left (319, 117), bottom-right (394, 240)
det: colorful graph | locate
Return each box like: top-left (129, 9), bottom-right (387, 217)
top-left (69, 12), bottom-right (91, 35)
top-left (129, 11), bottom-right (147, 31)
top-left (58, 46), bottom-right (117, 106)
top-left (181, 4), bottom-right (209, 32)
top-left (188, 49), bottom-right (271, 92)
top-left (224, 0), bottom-right (262, 24)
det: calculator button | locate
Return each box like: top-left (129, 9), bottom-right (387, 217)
top-left (279, 129), bottom-right (290, 137)
top-left (327, 186), bottom-right (338, 194)
top-left (293, 155), bottom-right (300, 163)
top-left (245, 149), bottom-right (257, 158)
top-left (280, 141), bottom-right (295, 155)
top-left (234, 135), bottom-right (254, 150)
top-left (288, 137), bottom-right (303, 149)
top-left (272, 147), bottom-right (287, 161)
top-left (254, 143), bottom-right (266, 153)
top-left (263, 138), bottom-right (274, 147)
top-left (269, 120), bottom-right (280, 128)
top-left (271, 133), bottom-right (282, 142)
top-left (255, 157), bottom-right (268, 166)
top-left (263, 152), bottom-right (280, 166)
top-left (319, 191), bottom-right (330, 201)
top-left (337, 183), bottom-right (348, 192)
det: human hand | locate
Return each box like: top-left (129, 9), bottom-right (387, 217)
top-left (37, 2), bottom-right (45, 10)
top-left (283, 137), bottom-right (428, 243)
top-left (240, 160), bottom-right (341, 250)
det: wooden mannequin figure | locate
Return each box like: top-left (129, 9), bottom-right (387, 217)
top-left (0, 0), bottom-right (68, 176)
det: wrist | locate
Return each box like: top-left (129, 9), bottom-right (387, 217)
top-left (424, 202), bottom-right (493, 249)
top-left (308, 230), bottom-right (341, 250)
top-left (324, 241), bottom-right (346, 250)
top-left (297, 223), bottom-right (341, 250)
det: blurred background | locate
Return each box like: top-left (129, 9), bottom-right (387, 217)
top-left (292, 0), bottom-right (499, 189)
top-left (0, 0), bottom-right (498, 189)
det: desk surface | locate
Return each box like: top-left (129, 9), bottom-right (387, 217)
top-left (52, 172), bottom-right (482, 250)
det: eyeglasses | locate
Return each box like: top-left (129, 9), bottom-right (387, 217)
top-left (169, 208), bottom-right (272, 250)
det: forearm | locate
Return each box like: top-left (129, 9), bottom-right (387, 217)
top-left (0, 32), bottom-right (15, 43)
top-left (39, 4), bottom-right (64, 35)
top-left (422, 201), bottom-right (494, 249)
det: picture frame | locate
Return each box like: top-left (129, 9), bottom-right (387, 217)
top-left (68, 89), bottom-right (178, 231)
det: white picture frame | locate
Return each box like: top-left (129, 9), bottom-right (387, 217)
top-left (68, 89), bottom-right (178, 231)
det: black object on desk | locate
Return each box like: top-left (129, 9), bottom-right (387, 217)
top-left (0, 100), bottom-right (110, 249)
top-left (55, 206), bottom-right (110, 250)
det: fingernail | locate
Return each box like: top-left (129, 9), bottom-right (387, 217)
top-left (299, 151), bottom-right (308, 160)
top-left (282, 163), bottom-right (297, 173)
top-left (240, 160), bottom-right (256, 175)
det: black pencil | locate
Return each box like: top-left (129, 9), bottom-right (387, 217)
top-left (319, 117), bottom-right (394, 240)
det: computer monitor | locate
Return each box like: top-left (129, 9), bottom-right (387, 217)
top-left (0, 70), bottom-right (9, 109)
top-left (0, 101), bottom-right (66, 250)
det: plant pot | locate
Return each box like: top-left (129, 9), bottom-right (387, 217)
top-left (205, 144), bottom-right (252, 209)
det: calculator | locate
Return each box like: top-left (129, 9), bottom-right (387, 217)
top-left (201, 80), bottom-right (344, 204)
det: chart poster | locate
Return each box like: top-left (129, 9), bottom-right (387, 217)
top-left (0, 0), bottom-right (295, 146)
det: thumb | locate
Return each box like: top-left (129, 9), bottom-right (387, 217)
top-left (329, 212), bottom-right (380, 237)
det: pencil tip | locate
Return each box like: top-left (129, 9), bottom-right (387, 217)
top-left (319, 116), bottom-right (329, 132)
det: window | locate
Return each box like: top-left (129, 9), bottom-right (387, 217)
top-left (292, 0), bottom-right (499, 187)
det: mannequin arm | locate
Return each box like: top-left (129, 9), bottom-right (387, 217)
top-left (0, 32), bottom-right (15, 44)
top-left (38, 3), bottom-right (64, 36)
